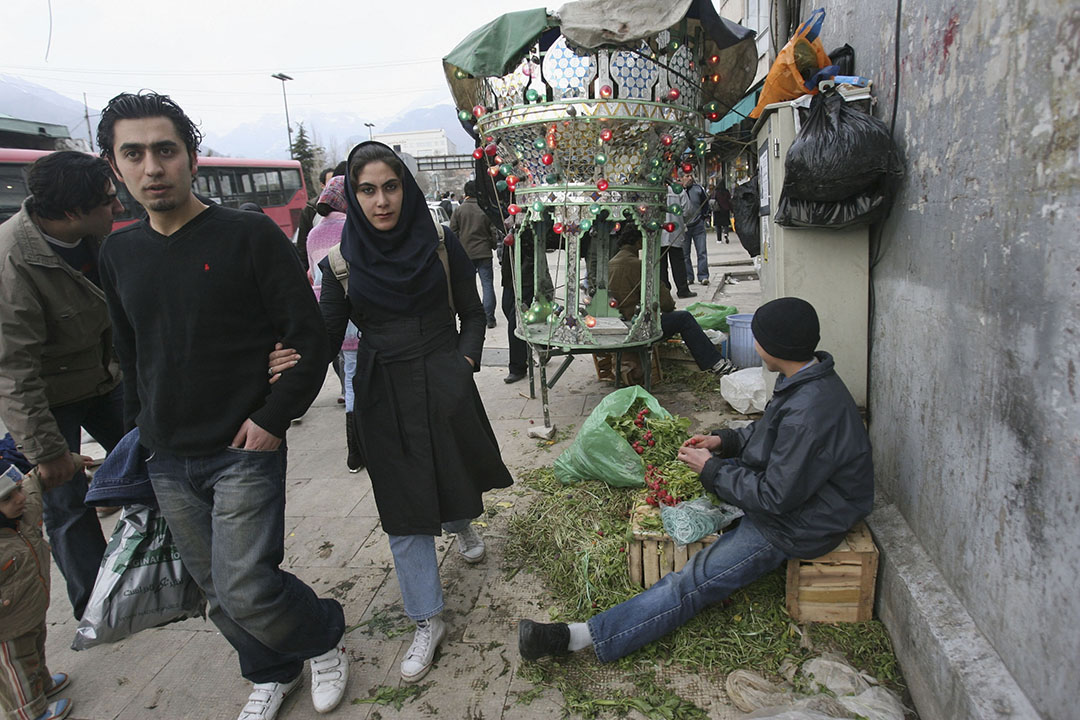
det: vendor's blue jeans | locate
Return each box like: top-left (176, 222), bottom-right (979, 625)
top-left (683, 223), bottom-right (709, 283)
top-left (148, 445), bottom-right (345, 683)
top-left (388, 519), bottom-right (472, 621)
top-left (661, 311), bottom-right (723, 370)
top-left (587, 517), bottom-right (787, 663)
top-left (473, 258), bottom-right (496, 323)
top-left (47, 383), bottom-right (125, 619)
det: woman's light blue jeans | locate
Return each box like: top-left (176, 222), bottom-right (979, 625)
top-left (587, 516), bottom-right (787, 662)
top-left (388, 519), bottom-right (472, 621)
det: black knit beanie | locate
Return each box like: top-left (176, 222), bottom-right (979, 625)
top-left (751, 297), bottom-right (819, 361)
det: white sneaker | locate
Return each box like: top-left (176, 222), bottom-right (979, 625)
top-left (400, 615), bottom-right (446, 683)
top-left (456, 524), bottom-right (486, 563)
top-left (237, 675), bottom-right (301, 720)
top-left (309, 633), bottom-right (348, 714)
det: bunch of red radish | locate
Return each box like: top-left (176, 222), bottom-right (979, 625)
top-left (643, 464), bottom-right (680, 507)
top-left (628, 407), bottom-right (656, 455)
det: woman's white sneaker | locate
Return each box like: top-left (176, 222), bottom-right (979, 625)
top-left (456, 524), bottom-right (486, 563)
top-left (400, 615), bottom-right (446, 682)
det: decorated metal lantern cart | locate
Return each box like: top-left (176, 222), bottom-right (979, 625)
top-left (443, 0), bottom-right (757, 433)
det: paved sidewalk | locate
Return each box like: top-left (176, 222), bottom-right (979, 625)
top-left (41, 230), bottom-right (760, 719)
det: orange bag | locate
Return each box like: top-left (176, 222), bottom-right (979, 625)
top-left (749, 9), bottom-right (829, 119)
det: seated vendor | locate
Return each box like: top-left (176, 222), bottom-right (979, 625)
top-left (608, 224), bottom-right (736, 376)
top-left (517, 296), bottom-right (874, 664)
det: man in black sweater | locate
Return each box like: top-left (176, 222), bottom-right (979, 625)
top-left (96, 91), bottom-right (349, 720)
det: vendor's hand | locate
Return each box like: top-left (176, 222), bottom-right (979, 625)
top-left (683, 434), bottom-right (721, 452)
top-left (268, 342), bottom-right (300, 385)
top-left (464, 355), bottom-right (476, 368)
top-left (37, 452), bottom-right (77, 490)
top-left (230, 419), bottom-right (282, 451)
top-left (677, 446), bottom-right (713, 474)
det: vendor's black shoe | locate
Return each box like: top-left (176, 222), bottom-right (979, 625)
top-left (676, 289), bottom-right (697, 299)
top-left (486, 317), bottom-right (497, 329)
top-left (504, 371), bottom-right (526, 384)
top-left (518, 619), bottom-right (571, 661)
top-left (345, 412), bottom-right (365, 473)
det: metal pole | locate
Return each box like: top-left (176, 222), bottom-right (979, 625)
top-left (364, 122), bottom-right (374, 141)
top-left (272, 73), bottom-right (294, 157)
top-left (83, 93), bottom-right (94, 151)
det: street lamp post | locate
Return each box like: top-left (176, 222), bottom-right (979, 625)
top-left (364, 122), bottom-right (375, 141)
top-left (272, 73), bottom-right (294, 157)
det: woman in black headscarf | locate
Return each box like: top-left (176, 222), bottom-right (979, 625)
top-left (317, 142), bottom-right (512, 684)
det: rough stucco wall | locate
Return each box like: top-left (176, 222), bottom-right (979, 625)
top-left (816, 1), bottom-right (1079, 718)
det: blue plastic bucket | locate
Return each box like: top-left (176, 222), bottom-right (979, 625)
top-left (727, 313), bottom-right (760, 368)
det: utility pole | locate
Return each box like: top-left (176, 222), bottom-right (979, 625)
top-left (272, 73), bottom-right (294, 157)
top-left (364, 122), bottom-right (375, 141)
top-left (83, 93), bottom-right (94, 152)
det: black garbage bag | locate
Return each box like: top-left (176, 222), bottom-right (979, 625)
top-left (775, 177), bottom-right (895, 229)
top-left (732, 180), bottom-right (760, 257)
top-left (783, 91), bottom-right (898, 203)
top-left (828, 44), bottom-right (855, 76)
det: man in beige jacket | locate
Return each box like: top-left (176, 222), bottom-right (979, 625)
top-left (0, 151), bottom-right (125, 620)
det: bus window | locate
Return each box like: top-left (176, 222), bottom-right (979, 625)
top-left (265, 171), bottom-right (281, 192)
top-left (282, 169), bottom-right (301, 193)
top-left (241, 173), bottom-right (253, 194)
top-left (1, 165), bottom-right (29, 223)
top-left (252, 172), bottom-right (268, 193)
top-left (218, 172), bottom-right (234, 197)
top-left (195, 175), bottom-right (212, 195)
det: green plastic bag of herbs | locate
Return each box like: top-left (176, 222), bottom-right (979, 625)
top-left (554, 386), bottom-right (685, 487)
top-left (685, 302), bottom-right (738, 332)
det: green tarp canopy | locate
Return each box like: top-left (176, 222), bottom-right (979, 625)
top-left (443, 8), bottom-right (553, 80)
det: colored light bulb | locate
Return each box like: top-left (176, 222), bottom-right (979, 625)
top-left (588, 204), bottom-right (601, 216)
top-left (709, 54), bottom-right (720, 64)
top-left (506, 176), bottom-right (518, 189)
top-left (671, 183), bottom-right (683, 194)
top-left (472, 105), bottom-right (486, 118)
top-left (458, 110), bottom-right (472, 122)
top-left (599, 85), bottom-right (612, 98)
top-left (487, 166), bottom-right (501, 177)
top-left (594, 153), bottom-right (608, 165)
top-left (646, 219), bottom-right (660, 231)
top-left (580, 218), bottom-right (593, 231)
top-left (545, 173), bottom-right (560, 184)
top-left (647, 173), bottom-right (660, 183)
top-left (526, 88), bottom-right (540, 102)
top-left (484, 143), bottom-right (498, 156)
top-left (663, 222), bottom-right (676, 232)
top-left (472, 148), bottom-right (484, 160)
top-left (503, 233), bottom-right (515, 246)
top-left (496, 180), bottom-right (508, 192)
top-left (507, 204), bottom-right (521, 215)
top-left (660, 134), bottom-right (674, 146)
top-left (669, 204), bottom-right (683, 215)
top-left (531, 201), bottom-right (545, 213)
top-left (553, 223), bottom-right (564, 234)
top-left (638, 204), bottom-right (649, 214)
top-left (585, 315), bottom-right (597, 328)
top-left (599, 128), bottom-right (613, 142)
top-left (454, 68), bottom-right (468, 79)
top-left (596, 179), bottom-right (609, 191)
top-left (541, 153), bottom-right (554, 166)
top-left (682, 162), bottom-right (694, 173)
top-left (609, 299), bottom-right (618, 308)
top-left (533, 137), bottom-right (546, 150)
top-left (667, 88), bottom-right (681, 101)
top-left (500, 164), bottom-right (514, 176)
top-left (546, 136), bottom-right (557, 149)
top-left (708, 112), bottom-right (720, 121)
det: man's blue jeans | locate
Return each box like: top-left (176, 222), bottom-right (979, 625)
top-left (148, 446), bottom-right (345, 683)
top-left (587, 517), bottom-right (787, 662)
top-left (473, 257), bottom-right (496, 323)
top-left (683, 223), bottom-right (709, 283)
top-left (661, 311), bottom-right (722, 370)
top-left (47, 383), bottom-right (125, 618)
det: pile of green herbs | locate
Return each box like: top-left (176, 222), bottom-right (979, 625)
top-left (505, 467), bottom-right (906, 718)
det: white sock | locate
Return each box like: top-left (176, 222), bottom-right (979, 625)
top-left (568, 622), bottom-right (593, 651)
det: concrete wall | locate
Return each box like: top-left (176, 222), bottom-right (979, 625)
top-left (812, 1), bottom-right (1079, 718)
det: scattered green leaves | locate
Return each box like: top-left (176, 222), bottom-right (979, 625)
top-left (352, 683), bottom-right (431, 710)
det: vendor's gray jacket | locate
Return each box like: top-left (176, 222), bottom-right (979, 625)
top-left (0, 202), bottom-right (121, 464)
top-left (701, 352), bottom-right (873, 558)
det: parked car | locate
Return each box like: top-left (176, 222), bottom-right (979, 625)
top-left (428, 203), bottom-right (450, 225)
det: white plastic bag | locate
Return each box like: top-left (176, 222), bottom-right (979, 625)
top-left (800, 653), bottom-right (872, 696)
top-left (720, 367), bottom-right (767, 413)
top-left (72, 504), bottom-right (205, 650)
top-left (838, 687), bottom-right (907, 720)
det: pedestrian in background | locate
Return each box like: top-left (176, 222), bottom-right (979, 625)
top-left (681, 171), bottom-right (711, 285)
top-left (450, 180), bottom-right (501, 328)
top-left (660, 183), bottom-right (696, 299)
top-left (713, 181), bottom-right (732, 243)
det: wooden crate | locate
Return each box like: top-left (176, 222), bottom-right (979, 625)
top-left (627, 504), bottom-right (718, 589)
top-left (785, 521), bottom-right (878, 623)
top-left (592, 347), bottom-right (662, 386)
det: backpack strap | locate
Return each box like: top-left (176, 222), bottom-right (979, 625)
top-left (326, 227), bottom-right (454, 314)
top-left (327, 244), bottom-right (350, 293)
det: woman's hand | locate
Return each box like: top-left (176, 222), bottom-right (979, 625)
top-left (269, 342), bottom-right (300, 385)
top-left (676, 446), bottom-right (713, 474)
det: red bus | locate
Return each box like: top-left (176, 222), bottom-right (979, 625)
top-left (1, 149), bottom-right (308, 238)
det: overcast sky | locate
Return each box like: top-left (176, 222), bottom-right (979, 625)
top-left (1, 0), bottom-right (550, 138)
